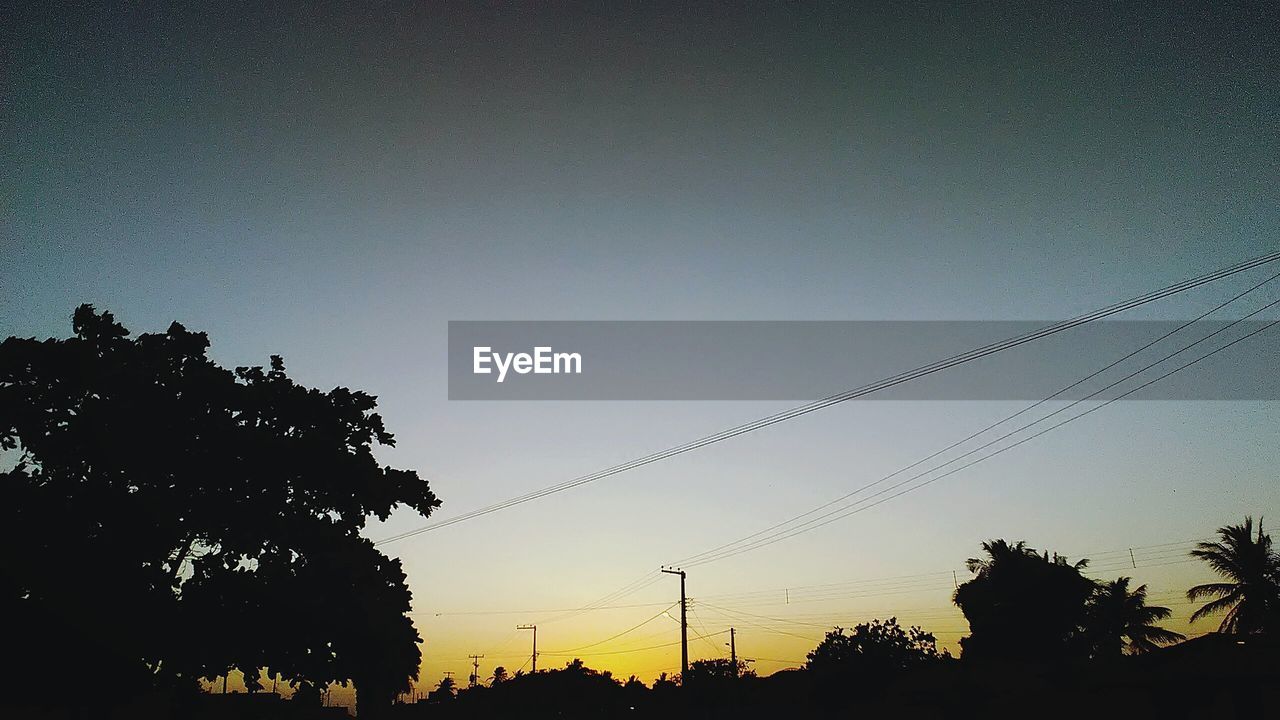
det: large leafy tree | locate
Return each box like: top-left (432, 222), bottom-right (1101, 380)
top-left (1187, 517), bottom-right (1280, 634)
top-left (1082, 577), bottom-right (1184, 656)
top-left (0, 306), bottom-right (439, 714)
top-left (805, 617), bottom-right (943, 674)
top-left (953, 540), bottom-right (1095, 663)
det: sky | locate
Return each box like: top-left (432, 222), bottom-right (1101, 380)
top-left (4, 0), bottom-right (1279, 703)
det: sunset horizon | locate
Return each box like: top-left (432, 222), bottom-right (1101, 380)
top-left (5, 2), bottom-right (1278, 718)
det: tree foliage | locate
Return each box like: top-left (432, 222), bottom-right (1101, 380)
top-left (1082, 577), bottom-right (1184, 656)
top-left (955, 539), bottom-right (1194, 663)
top-left (652, 672), bottom-right (678, 691)
top-left (0, 306), bottom-right (439, 711)
top-left (953, 540), bottom-right (1096, 662)
top-left (805, 617), bottom-right (943, 674)
top-left (1187, 516), bottom-right (1280, 634)
top-left (683, 657), bottom-right (754, 685)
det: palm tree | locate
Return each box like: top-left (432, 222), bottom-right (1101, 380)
top-left (965, 539), bottom-right (1032, 575)
top-left (965, 539), bottom-right (1089, 576)
top-left (955, 539), bottom-right (1096, 661)
top-left (1187, 516), bottom-right (1280, 634)
top-left (1086, 577), bottom-right (1185, 656)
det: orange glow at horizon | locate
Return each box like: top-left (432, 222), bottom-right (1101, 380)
top-left (201, 542), bottom-right (1228, 712)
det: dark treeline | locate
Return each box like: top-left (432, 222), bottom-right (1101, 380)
top-left (2, 309), bottom-right (1278, 719)
top-left (391, 635), bottom-right (1279, 720)
top-left (397, 522), bottom-right (1279, 720)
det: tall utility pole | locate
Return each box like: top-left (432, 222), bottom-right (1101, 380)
top-left (468, 654), bottom-right (484, 687)
top-left (661, 567), bottom-right (688, 677)
top-left (517, 624), bottom-right (538, 672)
top-left (728, 627), bottom-right (737, 669)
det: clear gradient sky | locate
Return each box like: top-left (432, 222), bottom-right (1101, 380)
top-left (4, 0), bottom-right (1279, 703)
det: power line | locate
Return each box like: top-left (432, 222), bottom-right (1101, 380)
top-left (696, 572), bottom-right (1213, 636)
top-left (540, 630), bottom-right (730, 657)
top-left (680, 301), bottom-right (1280, 566)
top-left (674, 270), bottom-right (1280, 567)
top-left (698, 603), bottom-right (823, 642)
top-left (721, 320), bottom-right (1274, 565)
top-left (687, 604), bottom-right (727, 656)
top-left (423, 600), bottom-right (671, 617)
top-left (423, 538), bottom-right (1209, 618)
top-left (502, 537), bottom-right (1209, 663)
top-left (698, 602), bottom-right (835, 630)
top-left (541, 603), bottom-right (678, 654)
top-left (702, 581), bottom-right (1200, 623)
top-left (533, 572), bottom-right (666, 627)
top-left (373, 252), bottom-right (1280, 546)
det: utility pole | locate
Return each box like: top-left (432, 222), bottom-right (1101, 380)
top-left (517, 624), bottom-right (538, 672)
top-left (661, 567), bottom-right (688, 678)
top-left (468, 654), bottom-right (484, 688)
top-left (728, 627), bottom-right (737, 670)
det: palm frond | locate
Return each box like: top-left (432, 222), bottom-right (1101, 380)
top-left (1186, 582), bottom-right (1237, 601)
top-left (1127, 625), bottom-right (1186, 653)
top-left (1189, 545), bottom-right (1243, 578)
top-left (1188, 593), bottom-right (1240, 623)
top-left (1137, 604), bottom-right (1173, 623)
top-left (1219, 602), bottom-right (1242, 634)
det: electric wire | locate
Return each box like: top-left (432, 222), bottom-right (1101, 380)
top-left (690, 319), bottom-right (1278, 566)
top-left (539, 630), bottom-right (731, 657)
top-left (374, 252), bottom-right (1280, 546)
top-left (511, 537), bottom-right (1209, 660)
top-left (674, 270), bottom-right (1280, 566)
top-left (542, 603), bottom-right (679, 654)
top-left (680, 300), bottom-right (1280, 566)
top-left (424, 538), bottom-right (1208, 618)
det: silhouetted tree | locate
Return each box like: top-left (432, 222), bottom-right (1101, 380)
top-left (684, 657), bottom-right (754, 684)
top-left (0, 306), bottom-right (439, 714)
top-left (1187, 516), bottom-right (1280, 634)
top-left (497, 659), bottom-right (625, 715)
top-left (806, 617), bottom-right (943, 674)
top-left (491, 666), bottom-right (509, 685)
top-left (800, 617), bottom-right (944, 710)
top-left (1083, 577), bottom-right (1184, 656)
top-left (953, 539), bottom-right (1095, 662)
top-left (623, 674), bottom-right (645, 689)
top-left (621, 674), bottom-right (647, 709)
top-left (430, 675), bottom-right (457, 701)
top-left (652, 672), bottom-right (679, 690)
